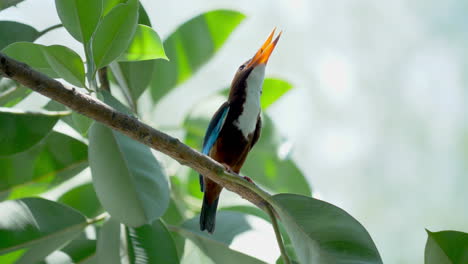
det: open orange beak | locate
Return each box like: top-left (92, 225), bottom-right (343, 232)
top-left (247, 28), bottom-right (282, 68)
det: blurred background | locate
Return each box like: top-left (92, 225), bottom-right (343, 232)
top-left (3, 0), bottom-right (468, 263)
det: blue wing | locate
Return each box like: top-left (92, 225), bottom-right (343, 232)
top-left (199, 102), bottom-right (230, 192)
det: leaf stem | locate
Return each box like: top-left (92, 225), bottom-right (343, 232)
top-left (98, 67), bottom-right (110, 91)
top-left (266, 205), bottom-right (291, 264)
top-left (87, 212), bottom-right (109, 225)
top-left (38, 24), bottom-right (63, 38)
top-left (109, 62), bottom-right (138, 113)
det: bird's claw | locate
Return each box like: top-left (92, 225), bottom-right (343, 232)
top-left (243, 176), bottom-right (254, 184)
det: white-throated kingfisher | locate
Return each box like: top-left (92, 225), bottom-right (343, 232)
top-left (199, 29), bottom-right (281, 233)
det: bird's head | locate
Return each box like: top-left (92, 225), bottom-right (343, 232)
top-left (230, 29), bottom-right (281, 94)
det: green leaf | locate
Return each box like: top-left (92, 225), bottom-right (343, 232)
top-left (46, 232), bottom-right (97, 264)
top-left (58, 183), bottom-right (103, 218)
top-left (71, 112), bottom-right (93, 136)
top-left (0, 107), bottom-right (68, 156)
top-left (102, 0), bottom-right (125, 16)
top-left (96, 218), bottom-right (121, 264)
top-left (150, 10), bottom-right (245, 103)
top-left (138, 3), bottom-right (151, 26)
top-left (2, 42), bottom-right (59, 78)
top-left (116, 60), bottom-right (156, 102)
top-left (0, 198), bottom-right (87, 263)
top-left (0, 131), bottom-right (88, 199)
top-left (118, 25), bottom-right (167, 62)
top-left (0, 0), bottom-right (24, 11)
top-left (162, 198), bottom-right (185, 226)
top-left (55, 0), bottom-right (102, 43)
top-left (221, 205), bottom-right (299, 263)
top-left (221, 205), bottom-right (270, 223)
top-left (2, 43), bottom-right (85, 86)
top-left (175, 225), bottom-right (266, 264)
top-left (88, 94), bottom-right (169, 227)
top-left (260, 78), bottom-right (293, 109)
top-left (182, 211), bottom-right (253, 244)
top-left (0, 21), bottom-right (39, 50)
top-left (0, 84), bottom-right (32, 107)
top-left (126, 220), bottom-right (179, 264)
top-left (92, 0), bottom-right (139, 69)
top-left (270, 194), bottom-right (382, 264)
top-left (425, 230), bottom-right (468, 264)
top-left (44, 100), bottom-right (93, 137)
top-left (43, 45), bottom-right (86, 87)
top-left (99, 90), bottom-right (133, 115)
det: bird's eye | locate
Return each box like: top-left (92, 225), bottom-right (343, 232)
top-left (238, 65), bottom-right (245, 71)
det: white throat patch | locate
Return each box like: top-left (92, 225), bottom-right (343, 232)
top-left (234, 65), bottom-right (265, 138)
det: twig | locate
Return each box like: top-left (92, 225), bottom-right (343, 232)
top-left (87, 212), bottom-right (110, 225)
top-left (37, 24), bottom-right (62, 38)
top-left (266, 205), bottom-right (291, 264)
top-left (98, 67), bottom-right (110, 92)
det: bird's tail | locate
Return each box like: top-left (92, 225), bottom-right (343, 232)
top-left (200, 194), bottom-right (219, 234)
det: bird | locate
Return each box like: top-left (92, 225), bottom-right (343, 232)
top-left (199, 29), bottom-right (281, 233)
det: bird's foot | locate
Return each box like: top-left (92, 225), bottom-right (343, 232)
top-left (243, 176), bottom-right (254, 183)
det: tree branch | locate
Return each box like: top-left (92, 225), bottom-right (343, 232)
top-left (0, 52), bottom-right (271, 209)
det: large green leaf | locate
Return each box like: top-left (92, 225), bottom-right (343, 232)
top-left (88, 94), bottom-right (169, 227)
top-left (126, 220), bottom-right (179, 264)
top-left (118, 24), bottom-right (167, 62)
top-left (425, 230), bottom-right (468, 264)
top-left (0, 198), bottom-right (87, 264)
top-left (2, 43), bottom-right (85, 87)
top-left (175, 226), bottom-right (266, 264)
top-left (96, 218), bottom-right (121, 264)
top-left (2, 42), bottom-right (59, 78)
top-left (162, 197), bottom-right (185, 226)
top-left (0, 131), bottom-right (88, 199)
top-left (58, 183), bottom-right (103, 218)
top-left (0, 0), bottom-right (24, 11)
top-left (270, 194), bottom-right (382, 264)
top-left (0, 21), bottom-right (39, 49)
top-left (182, 211), bottom-right (253, 244)
top-left (0, 107), bottom-right (67, 156)
top-left (55, 0), bottom-right (102, 43)
top-left (222, 205), bottom-right (298, 262)
top-left (113, 59), bottom-right (155, 102)
top-left (150, 10), bottom-right (245, 103)
top-left (92, 0), bottom-right (138, 69)
top-left (137, 3), bottom-right (151, 26)
top-left (43, 45), bottom-right (86, 87)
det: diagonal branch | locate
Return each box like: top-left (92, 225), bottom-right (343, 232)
top-left (0, 52), bottom-right (271, 209)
